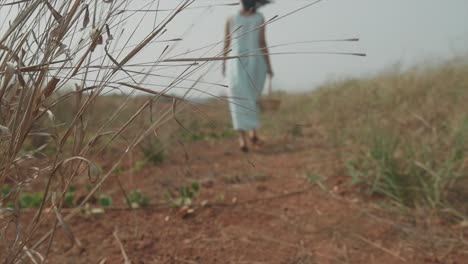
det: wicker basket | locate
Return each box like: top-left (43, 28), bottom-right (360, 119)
top-left (259, 76), bottom-right (280, 112)
top-left (259, 98), bottom-right (281, 112)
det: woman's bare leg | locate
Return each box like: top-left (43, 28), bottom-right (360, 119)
top-left (249, 130), bottom-right (257, 140)
top-left (238, 130), bottom-right (248, 152)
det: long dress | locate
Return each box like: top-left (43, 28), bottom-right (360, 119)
top-left (227, 11), bottom-right (267, 131)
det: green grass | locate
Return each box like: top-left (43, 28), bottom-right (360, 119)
top-left (180, 128), bottom-right (237, 142)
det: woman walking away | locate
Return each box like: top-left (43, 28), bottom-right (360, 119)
top-left (222, 0), bottom-right (274, 153)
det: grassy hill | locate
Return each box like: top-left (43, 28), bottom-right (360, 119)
top-left (264, 58), bottom-right (468, 212)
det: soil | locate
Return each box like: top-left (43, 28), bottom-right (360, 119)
top-left (5, 135), bottom-right (468, 263)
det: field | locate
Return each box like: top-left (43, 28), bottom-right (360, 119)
top-left (2, 59), bottom-right (468, 263)
top-left (1, 1), bottom-right (468, 263)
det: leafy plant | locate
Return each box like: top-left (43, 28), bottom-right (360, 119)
top-left (181, 131), bottom-right (205, 142)
top-left (2, 184), bottom-right (11, 197)
top-left (99, 194), bottom-right (113, 208)
top-left (32, 192), bottom-right (45, 208)
top-left (19, 192), bottom-right (44, 209)
top-left (163, 182), bottom-right (200, 207)
top-left (19, 193), bottom-right (34, 209)
top-left (64, 191), bottom-right (75, 207)
top-left (125, 190), bottom-right (150, 208)
top-left (67, 185), bottom-right (76, 193)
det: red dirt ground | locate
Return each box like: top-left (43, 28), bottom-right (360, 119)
top-left (7, 135), bottom-right (468, 263)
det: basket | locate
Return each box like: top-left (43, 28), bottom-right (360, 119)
top-left (258, 76), bottom-right (280, 112)
top-left (259, 98), bottom-right (281, 112)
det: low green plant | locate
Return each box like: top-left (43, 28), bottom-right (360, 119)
top-left (181, 128), bottom-right (236, 142)
top-left (125, 190), bottom-right (150, 208)
top-left (2, 184), bottom-right (11, 197)
top-left (19, 193), bottom-right (34, 209)
top-left (64, 191), bottom-right (75, 207)
top-left (19, 192), bottom-right (44, 209)
top-left (181, 131), bottom-right (205, 142)
top-left (134, 160), bottom-right (145, 172)
top-left (163, 182), bottom-right (200, 207)
top-left (99, 194), bottom-right (113, 208)
top-left (1, 185), bottom-right (11, 207)
top-left (215, 193), bottom-right (225, 204)
top-left (208, 132), bottom-right (219, 139)
top-left (67, 185), bottom-right (76, 193)
top-left (220, 128), bottom-right (236, 139)
top-left (306, 172), bottom-right (327, 191)
top-left (346, 127), bottom-right (467, 208)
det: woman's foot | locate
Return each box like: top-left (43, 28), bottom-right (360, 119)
top-left (238, 131), bottom-right (248, 153)
top-left (250, 136), bottom-right (264, 148)
top-left (240, 144), bottom-right (249, 153)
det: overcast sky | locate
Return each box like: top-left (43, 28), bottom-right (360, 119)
top-left (1, 0), bottom-right (467, 98)
top-left (171, 0), bottom-right (468, 97)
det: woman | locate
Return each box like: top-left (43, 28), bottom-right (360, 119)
top-left (222, 0), bottom-right (274, 153)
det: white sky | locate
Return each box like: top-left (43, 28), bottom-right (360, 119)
top-left (1, 0), bottom-right (467, 99)
top-left (172, 0), bottom-right (468, 97)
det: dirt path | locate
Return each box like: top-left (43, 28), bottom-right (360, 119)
top-left (30, 137), bottom-right (466, 263)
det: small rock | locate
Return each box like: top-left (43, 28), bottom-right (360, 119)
top-left (179, 206), bottom-right (195, 219)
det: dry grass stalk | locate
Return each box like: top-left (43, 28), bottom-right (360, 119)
top-left (0, 0), bottom-right (210, 261)
top-left (353, 234), bottom-right (407, 262)
top-left (113, 228), bottom-right (131, 264)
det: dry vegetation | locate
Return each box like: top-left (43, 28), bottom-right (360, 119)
top-left (270, 58), bottom-right (468, 214)
top-left (0, 0), bottom-right (218, 262)
top-left (0, 0), bottom-right (467, 262)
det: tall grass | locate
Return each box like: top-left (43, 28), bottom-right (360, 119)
top-left (309, 59), bottom-right (468, 210)
top-left (0, 1), bottom-right (208, 262)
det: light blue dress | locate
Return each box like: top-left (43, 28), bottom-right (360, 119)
top-left (227, 11), bottom-right (267, 131)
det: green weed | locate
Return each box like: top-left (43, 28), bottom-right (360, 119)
top-left (163, 182), bottom-right (200, 207)
top-left (99, 194), bottom-right (113, 208)
top-left (134, 160), bottom-right (145, 172)
top-left (125, 190), bottom-right (150, 208)
top-left (306, 172), bottom-right (327, 191)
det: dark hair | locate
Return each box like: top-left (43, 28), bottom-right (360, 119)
top-left (241, 0), bottom-right (272, 11)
